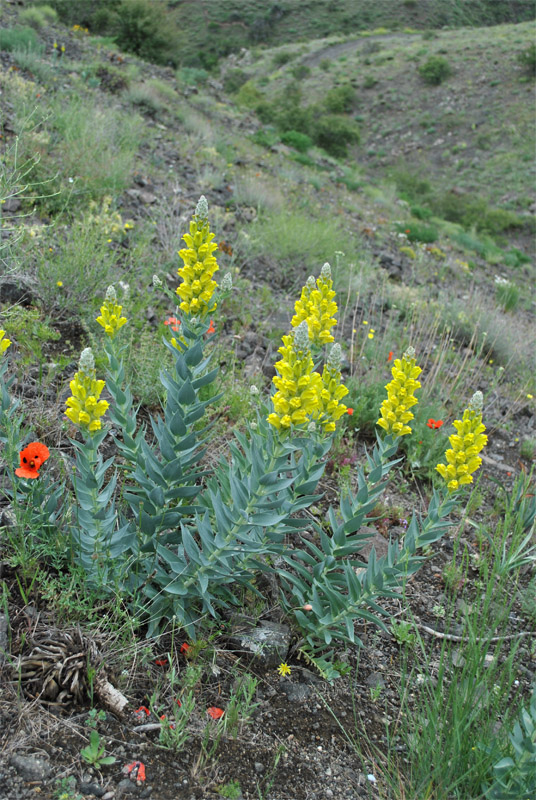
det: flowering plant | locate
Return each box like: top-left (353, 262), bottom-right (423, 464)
top-left (0, 197), bottom-right (489, 678)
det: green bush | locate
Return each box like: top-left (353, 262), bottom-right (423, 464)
top-left (437, 193), bottom-right (527, 235)
top-left (311, 114), bottom-right (360, 158)
top-left (0, 27), bottom-right (41, 52)
top-left (324, 83), bottom-right (356, 113)
top-left (19, 7), bottom-right (53, 29)
top-left (223, 68), bottom-right (250, 94)
top-left (272, 51), bottom-right (293, 67)
top-left (112, 0), bottom-right (182, 66)
top-left (290, 64), bottom-right (311, 79)
top-left (418, 55), bottom-right (452, 85)
top-left (397, 221), bottom-right (438, 243)
top-left (517, 42), bottom-right (536, 77)
top-left (280, 130), bottom-right (313, 152)
top-left (176, 67), bottom-right (209, 87)
top-left (235, 81), bottom-right (263, 109)
top-left (28, 0), bottom-right (121, 27)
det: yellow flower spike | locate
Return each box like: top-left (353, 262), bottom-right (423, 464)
top-left (176, 196), bottom-right (219, 318)
top-left (96, 285), bottom-right (127, 338)
top-left (0, 330), bottom-right (11, 355)
top-left (377, 346), bottom-right (422, 437)
top-left (312, 343), bottom-right (349, 433)
top-left (268, 321), bottom-right (323, 431)
top-left (65, 348), bottom-right (109, 432)
top-left (436, 391), bottom-right (488, 493)
top-left (291, 263), bottom-right (338, 348)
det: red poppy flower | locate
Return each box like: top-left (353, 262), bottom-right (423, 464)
top-left (154, 658), bottom-right (167, 666)
top-left (180, 642), bottom-right (191, 654)
top-left (160, 714), bottom-right (175, 729)
top-left (15, 442), bottom-right (50, 479)
top-left (387, 351), bottom-right (393, 362)
top-left (426, 419), bottom-right (444, 430)
top-left (207, 706), bottom-right (224, 720)
top-left (164, 316), bottom-right (181, 332)
top-left (125, 761), bottom-right (146, 782)
top-left (134, 706), bottom-right (150, 719)
top-left (206, 319), bottom-right (215, 335)
top-left (175, 697), bottom-right (182, 707)
top-left (346, 408), bottom-right (354, 416)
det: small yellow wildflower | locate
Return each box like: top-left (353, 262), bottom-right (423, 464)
top-left (436, 391), bottom-right (487, 493)
top-left (377, 346), bottom-right (421, 437)
top-left (0, 330), bottom-right (11, 355)
top-left (96, 285), bottom-right (127, 338)
top-left (267, 322), bottom-right (322, 431)
top-left (277, 663), bottom-right (291, 677)
top-left (65, 348), bottom-right (109, 432)
top-left (57, 281), bottom-right (63, 287)
top-left (368, 328), bottom-right (375, 340)
top-left (527, 394), bottom-right (534, 400)
top-left (363, 320), bottom-right (369, 325)
top-left (176, 196), bottom-right (219, 318)
top-left (291, 263), bottom-right (338, 347)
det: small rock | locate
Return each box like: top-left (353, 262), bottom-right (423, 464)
top-left (228, 620), bottom-right (290, 669)
top-left (116, 777), bottom-right (141, 797)
top-left (0, 275), bottom-right (39, 306)
top-left (254, 762), bottom-right (265, 773)
top-left (280, 682), bottom-right (311, 702)
top-left (9, 754), bottom-right (52, 781)
top-left (358, 527), bottom-right (389, 562)
top-left (451, 649), bottom-right (465, 668)
top-left (365, 672), bottom-right (386, 689)
top-left (79, 783), bottom-right (106, 797)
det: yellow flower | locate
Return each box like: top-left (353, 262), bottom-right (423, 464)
top-left (267, 322), bottom-right (322, 431)
top-left (377, 346), bottom-right (421, 437)
top-left (65, 348), bottom-right (109, 432)
top-left (0, 330), bottom-right (11, 355)
top-left (96, 286), bottom-right (127, 338)
top-left (312, 344), bottom-right (349, 433)
top-left (436, 391), bottom-right (487, 493)
top-left (176, 196), bottom-right (219, 318)
top-left (291, 263), bottom-right (338, 347)
top-left (527, 394), bottom-right (534, 400)
top-left (277, 663), bottom-right (291, 677)
top-left (57, 281), bottom-right (63, 287)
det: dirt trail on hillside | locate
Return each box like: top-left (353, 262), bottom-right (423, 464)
top-left (300, 33), bottom-right (420, 67)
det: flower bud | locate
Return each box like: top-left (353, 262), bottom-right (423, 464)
top-left (320, 262), bottom-right (332, 281)
top-left (79, 347), bottom-right (95, 375)
top-left (153, 274), bottom-right (163, 288)
top-left (195, 195), bottom-right (208, 219)
top-left (221, 272), bottom-right (233, 291)
top-left (293, 320), bottom-right (310, 353)
top-left (105, 285), bottom-right (117, 304)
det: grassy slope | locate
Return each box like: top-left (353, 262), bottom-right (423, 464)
top-left (239, 22), bottom-right (536, 214)
top-left (169, 0), bottom-right (535, 66)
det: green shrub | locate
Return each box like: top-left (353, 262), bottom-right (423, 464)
top-left (312, 114), bottom-right (360, 158)
top-left (251, 128), bottom-right (279, 148)
top-left (280, 130), bottom-right (312, 152)
top-left (18, 7), bottom-right (51, 29)
top-left (235, 81), bottom-right (264, 109)
top-left (418, 55), bottom-right (452, 85)
top-left (324, 83), bottom-right (356, 113)
top-left (410, 204), bottom-right (433, 220)
top-left (397, 221), bottom-right (438, 243)
top-left (27, 0), bottom-right (121, 27)
top-left (517, 42), bottom-right (536, 77)
top-left (290, 64), bottom-right (311, 79)
top-left (437, 193), bottom-right (527, 235)
top-left (0, 27), bottom-right (41, 52)
top-left (272, 51), bottom-right (293, 67)
top-left (176, 67), bottom-right (209, 87)
top-left (112, 0), bottom-right (182, 66)
top-left (223, 68), bottom-right (250, 94)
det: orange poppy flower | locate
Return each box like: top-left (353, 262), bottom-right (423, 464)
top-left (387, 351), bottom-right (394, 362)
top-left (15, 442), bottom-right (50, 479)
top-left (164, 316), bottom-right (181, 332)
top-left (124, 761), bottom-right (146, 782)
top-left (207, 706), bottom-right (224, 720)
top-left (427, 419), bottom-right (444, 430)
top-left (180, 642), bottom-right (191, 654)
top-left (346, 408), bottom-right (354, 416)
top-left (206, 319), bottom-right (216, 335)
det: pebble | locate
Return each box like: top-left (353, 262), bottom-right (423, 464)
top-left (9, 755), bottom-right (52, 781)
